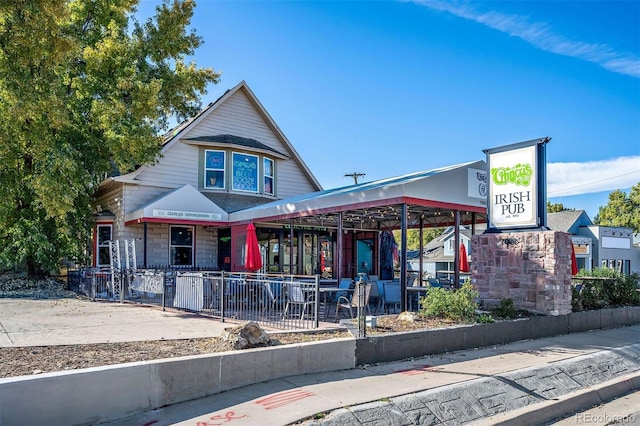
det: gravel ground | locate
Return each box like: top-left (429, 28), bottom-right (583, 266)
top-left (0, 274), bottom-right (455, 379)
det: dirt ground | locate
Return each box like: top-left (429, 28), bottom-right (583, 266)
top-left (0, 275), bottom-right (458, 378)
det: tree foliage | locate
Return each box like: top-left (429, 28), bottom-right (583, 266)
top-left (394, 228), bottom-right (444, 251)
top-left (546, 201), bottom-right (571, 213)
top-left (594, 183), bottom-right (640, 232)
top-left (0, 0), bottom-right (220, 276)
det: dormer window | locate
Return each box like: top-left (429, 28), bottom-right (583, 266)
top-left (232, 152), bottom-right (259, 193)
top-left (205, 150), bottom-right (225, 189)
top-left (193, 135), bottom-right (280, 196)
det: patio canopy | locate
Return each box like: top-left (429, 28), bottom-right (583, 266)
top-left (229, 160), bottom-right (488, 230)
top-left (125, 184), bottom-right (229, 226)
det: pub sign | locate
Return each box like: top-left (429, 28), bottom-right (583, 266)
top-left (483, 137), bottom-right (550, 231)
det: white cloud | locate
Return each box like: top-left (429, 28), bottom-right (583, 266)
top-left (547, 156), bottom-right (640, 197)
top-left (413, 0), bottom-right (640, 78)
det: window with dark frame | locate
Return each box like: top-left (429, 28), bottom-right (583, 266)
top-left (232, 152), bottom-right (259, 193)
top-left (204, 150), bottom-right (225, 189)
top-left (202, 148), bottom-right (275, 195)
top-left (264, 157), bottom-right (274, 195)
top-left (96, 224), bottom-right (112, 267)
top-left (170, 226), bottom-right (194, 266)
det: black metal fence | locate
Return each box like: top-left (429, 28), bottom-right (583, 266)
top-left (68, 269), bottom-right (324, 330)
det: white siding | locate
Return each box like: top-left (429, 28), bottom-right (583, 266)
top-left (133, 142), bottom-right (200, 188)
top-left (133, 88), bottom-right (317, 199)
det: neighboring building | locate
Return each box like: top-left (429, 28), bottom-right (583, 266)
top-left (547, 210), bottom-right (637, 275)
top-left (407, 225), bottom-right (475, 280)
top-left (93, 81), bottom-right (322, 270)
top-left (547, 210), bottom-right (594, 272)
top-left (408, 210), bottom-right (639, 279)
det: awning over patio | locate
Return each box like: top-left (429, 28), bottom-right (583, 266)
top-left (125, 184), bottom-right (229, 226)
top-left (229, 160), bottom-right (487, 228)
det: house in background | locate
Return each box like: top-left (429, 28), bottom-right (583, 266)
top-left (408, 210), bottom-right (639, 280)
top-left (93, 80), bottom-right (322, 271)
top-left (547, 210), bottom-right (638, 275)
top-left (407, 225), bottom-right (475, 282)
top-left (547, 210), bottom-right (594, 272)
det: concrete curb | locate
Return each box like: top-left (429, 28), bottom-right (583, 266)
top-left (472, 371), bottom-right (640, 426)
top-left (356, 306), bottom-right (640, 365)
top-left (0, 338), bottom-right (355, 426)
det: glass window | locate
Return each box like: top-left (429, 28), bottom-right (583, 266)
top-left (264, 157), bottom-right (274, 195)
top-left (170, 226), bottom-right (194, 266)
top-left (96, 225), bottom-right (112, 267)
top-left (232, 152), bottom-right (259, 193)
top-left (204, 150), bottom-right (225, 189)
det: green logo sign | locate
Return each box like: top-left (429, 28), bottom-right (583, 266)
top-left (490, 163), bottom-right (533, 186)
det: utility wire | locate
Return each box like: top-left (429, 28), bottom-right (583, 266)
top-left (548, 169), bottom-right (640, 196)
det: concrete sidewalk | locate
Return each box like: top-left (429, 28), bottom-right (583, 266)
top-left (103, 325), bottom-right (640, 426)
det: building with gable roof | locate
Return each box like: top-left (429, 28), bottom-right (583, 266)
top-left (91, 81), bottom-right (489, 299)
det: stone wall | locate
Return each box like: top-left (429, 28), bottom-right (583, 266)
top-left (471, 231), bottom-right (573, 315)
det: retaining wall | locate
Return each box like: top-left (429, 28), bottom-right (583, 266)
top-left (0, 339), bottom-right (355, 426)
top-left (1, 306), bottom-right (638, 425)
top-left (355, 306), bottom-right (640, 365)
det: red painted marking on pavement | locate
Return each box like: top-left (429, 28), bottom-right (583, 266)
top-left (195, 410), bottom-right (248, 426)
top-left (256, 389), bottom-right (315, 410)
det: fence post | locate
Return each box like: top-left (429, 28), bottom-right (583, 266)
top-left (119, 270), bottom-right (125, 303)
top-left (220, 271), bottom-right (226, 323)
top-left (314, 274), bottom-right (320, 328)
top-left (356, 273), bottom-right (366, 338)
top-left (162, 271), bottom-right (166, 311)
top-left (91, 271), bottom-right (96, 301)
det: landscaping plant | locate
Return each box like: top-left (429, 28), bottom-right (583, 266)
top-left (419, 281), bottom-right (479, 322)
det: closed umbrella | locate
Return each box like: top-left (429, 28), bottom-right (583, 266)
top-left (571, 244), bottom-right (579, 276)
top-left (380, 230), bottom-right (398, 280)
top-left (459, 243), bottom-right (469, 273)
top-left (244, 223), bottom-right (262, 272)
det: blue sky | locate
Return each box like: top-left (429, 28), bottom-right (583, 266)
top-left (139, 0), bottom-right (639, 220)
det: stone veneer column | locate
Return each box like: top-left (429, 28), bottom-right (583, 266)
top-left (470, 231), bottom-right (573, 316)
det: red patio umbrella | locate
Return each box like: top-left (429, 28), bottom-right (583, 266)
top-left (571, 243), bottom-right (579, 276)
top-left (244, 223), bottom-right (262, 272)
top-left (459, 243), bottom-right (469, 273)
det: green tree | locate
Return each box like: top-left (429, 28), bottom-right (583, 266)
top-left (0, 0), bottom-right (220, 276)
top-left (395, 227), bottom-right (444, 251)
top-left (546, 201), bottom-right (571, 212)
top-left (594, 183), bottom-right (640, 232)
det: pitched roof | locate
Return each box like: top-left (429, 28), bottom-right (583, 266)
top-left (547, 210), bottom-right (592, 234)
top-left (229, 160), bottom-right (487, 224)
top-left (110, 81), bottom-right (321, 190)
top-left (182, 134), bottom-right (288, 159)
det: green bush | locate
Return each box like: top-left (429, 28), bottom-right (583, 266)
top-left (572, 268), bottom-right (640, 311)
top-left (476, 314), bottom-right (495, 323)
top-left (419, 281), bottom-right (479, 321)
top-left (494, 298), bottom-right (516, 319)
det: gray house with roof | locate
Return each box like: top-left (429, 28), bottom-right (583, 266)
top-left (547, 210), bottom-right (638, 275)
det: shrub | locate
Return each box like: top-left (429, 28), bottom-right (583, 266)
top-left (476, 314), bottom-right (495, 323)
top-left (419, 281), bottom-right (479, 322)
top-left (572, 268), bottom-right (640, 311)
top-left (494, 298), bottom-right (516, 319)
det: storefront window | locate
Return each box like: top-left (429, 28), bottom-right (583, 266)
top-left (170, 226), bottom-right (193, 266)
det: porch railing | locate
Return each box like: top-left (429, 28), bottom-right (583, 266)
top-left (68, 269), bottom-right (322, 330)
